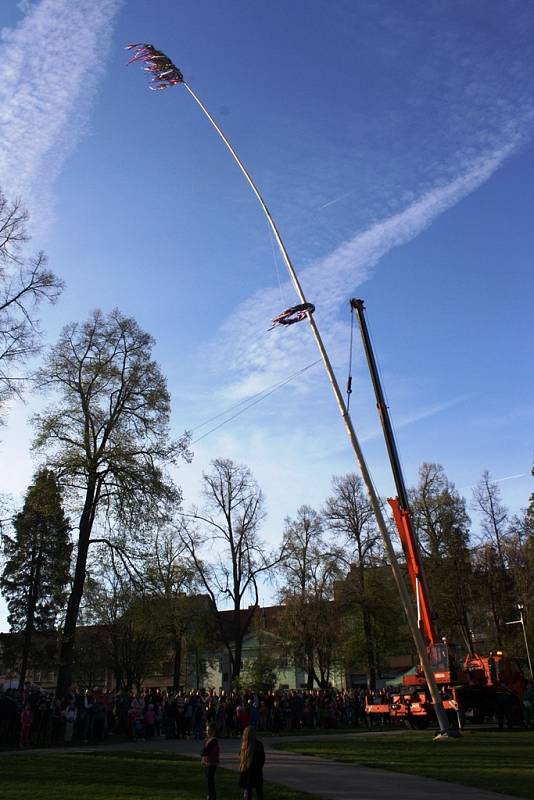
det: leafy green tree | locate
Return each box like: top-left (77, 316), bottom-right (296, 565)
top-left (322, 474), bottom-right (382, 688)
top-left (71, 625), bottom-right (111, 689)
top-left (179, 595), bottom-right (221, 690)
top-left (241, 646), bottom-right (278, 693)
top-left (410, 463), bottom-right (473, 650)
top-left (491, 508), bottom-right (534, 663)
top-left (506, 508), bottom-right (534, 612)
top-left (1, 468), bottom-right (71, 688)
top-left (277, 505), bottom-right (344, 688)
top-left (339, 563), bottom-right (409, 682)
top-left (142, 527), bottom-right (198, 688)
top-left (527, 464), bottom-right (534, 529)
top-left (470, 543), bottom-right (509, 649)
top-left (82, 563), bottom-right (167, 691)
top-left (32, 309), bottom-right (190, 697)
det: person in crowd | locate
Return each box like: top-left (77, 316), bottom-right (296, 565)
top-left (194, 700), bottom-right (206, 739)
top-left (239, 725), bottom-right (265, 800)
top-left (144, 703), bottom-right (156, 739)
top-left (63, 700), bottom-right (77, 744)
top-left (236, 699), bottom-right (250, 733)
top-left (523, 680), bottom-right (534, 730)
top-left (92, 692), bottom-right (107, 742)
top-left (19, 703), bottom-right (32, 747)
top-left (201, 722), bottom-right (220, 800)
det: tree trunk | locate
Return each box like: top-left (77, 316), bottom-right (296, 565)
top-left (306, 667), bottom-right (314, 689)
top-left (306, 646), bottom-right (315, 688)
top-left (195, 649), bottom-right (201, 689)
top-left (173, 636), bottom-right (182, 690)
top-left (230, 604), bottom-right (256, 681)
top-left (362, 605), bottom-right (377, 690)
top-left (233, 635), bottom-right (242, 681)
top-left (18, 548), bottom-right (40, 691)
top-left (55, 481), bottom-right (96, 698)
top-left (18, 622), bottom-right (34, 692)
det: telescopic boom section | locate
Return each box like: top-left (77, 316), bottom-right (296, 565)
top-left (351, 299), bottom-right (438, 647)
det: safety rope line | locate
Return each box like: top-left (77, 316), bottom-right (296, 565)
top-left (191, 359), bottom-right (322, 444)
top-left (267, 222), bottom-right (287, 308)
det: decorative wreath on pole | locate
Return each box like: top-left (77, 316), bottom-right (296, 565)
top-left (270, 302), bottom-right (315, 329)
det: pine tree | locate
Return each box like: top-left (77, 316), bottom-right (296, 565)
top-left (1, 468), bottom-right (71, 688)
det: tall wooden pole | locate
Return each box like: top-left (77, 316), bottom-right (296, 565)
top-left (183, 82), bottom-right (453, 736)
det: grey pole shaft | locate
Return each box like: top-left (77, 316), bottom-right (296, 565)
top-left (520, 609), bottom-right (534, 680)
top-left (183, 82), bottom-right (451, 734)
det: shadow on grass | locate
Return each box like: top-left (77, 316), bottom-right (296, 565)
top-left (275, 730), bottom-right (534, 800)
top-left (0, 750), bottom-right (320, 800)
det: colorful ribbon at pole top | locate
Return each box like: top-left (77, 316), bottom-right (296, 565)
top-left (126, 43), bottom-right (184, 90)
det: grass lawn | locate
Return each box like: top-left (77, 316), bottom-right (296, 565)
top-left (275, 730), bottom-right (534, 799)
top-left (0, 750), bottom-right (318, 800)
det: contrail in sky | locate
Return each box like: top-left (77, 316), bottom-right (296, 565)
top-left (0, 0), bottom-right (122, 230)
top-left (318, 192), bottom-right (352, 210)
top-left (214, 134), bottom-right (530, 400)
top-left (459, 473), bottom-right (527, 492)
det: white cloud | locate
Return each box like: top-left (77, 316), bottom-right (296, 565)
top-left (361, 395), bottom-right (468, 443)
top-left (0, 0), bottom-right (122, 231)
top-left (207, 134), bottom-right (530, 403)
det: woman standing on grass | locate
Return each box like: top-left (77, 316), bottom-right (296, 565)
top-left (200, 722), bottom-right (219, 800)
top-left (239, 725), bottom-right (265, 800)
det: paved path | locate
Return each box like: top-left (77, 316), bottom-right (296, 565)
top-left (3, 732), bottom-right (522, 800)
top-left (168, 734), bottom-right (521, 800)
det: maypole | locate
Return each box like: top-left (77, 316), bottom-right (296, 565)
top-left (127, 44), bottom-right (454, 737)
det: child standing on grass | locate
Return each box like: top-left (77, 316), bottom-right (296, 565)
top-left (239, 725), bottom-right (265, 800)
top-left (200, 722), bottom-right (219, 800)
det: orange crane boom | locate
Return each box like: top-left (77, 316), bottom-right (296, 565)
top-left (350, 299), bottom-right (438, 646)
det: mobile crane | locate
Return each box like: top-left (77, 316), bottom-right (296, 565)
top-left (351, 299), bottom-right (526, 729)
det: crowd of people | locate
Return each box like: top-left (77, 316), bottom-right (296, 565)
top-left (0, 684), bottom-right (371, 749)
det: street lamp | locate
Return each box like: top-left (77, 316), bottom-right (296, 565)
top-left (506, 602), bottom-right (533, 680)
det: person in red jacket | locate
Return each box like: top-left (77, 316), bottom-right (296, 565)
top-left (20, 704), bottom-right (32, 747)
top-left (200, 722), bottom-right (220, 800)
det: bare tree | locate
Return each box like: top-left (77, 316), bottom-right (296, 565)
top-left (32, 309), bottom-right (190, 697)
top-left (179, 458), bottom-right (276, 683)
top-left (472, 471), bottom-right (509, 571)
top-left (0, 190), bottom-right (63, 412)
top-left (277, 505), bottom-right (344, 688)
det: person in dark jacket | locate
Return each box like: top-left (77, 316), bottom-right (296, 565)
top-left (239, 725), bottom-right (265, 799)
top-left (201, 723), bottom-right (220, 800)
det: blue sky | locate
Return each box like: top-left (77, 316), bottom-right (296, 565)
top-left (0, 0), bottom-right (533, 629)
